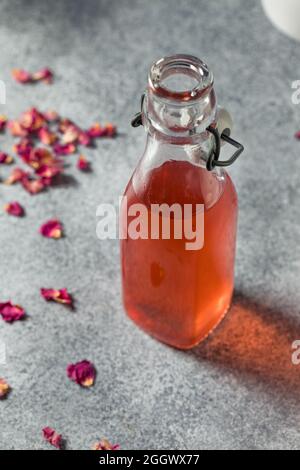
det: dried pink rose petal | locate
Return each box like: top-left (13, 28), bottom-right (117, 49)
top-left (54, 142), bottom-right (76, 156)
top-left (4, 168), bottom-right (27, 185)
top-left (87, 123), bottom-right (106, 138)
top-left (32, 68), bottom-right (53, 84)
top-left (4, 202), bottom-right (24, 217)
top-left (20, 147), bottom-right (56, 170)
top-left (0, 115), bottom-right (7, 131)
top-left (88, 123), bottom-right (117, 138)
top-left (62, 124), bottom-right (80, 144)
top-left (8, 120), bottom-right (28, 137)
top-left (0, 152), bottom-right (13, 164)
top-left (67, 360), bottom-right (96, 388)
top-left (38, 127), bottom-right (57, 145)
top-left (78, 131), bottom-right (92, 147)
top-left (58, 118), bottom-right (74, 134)
top-left (0, 379), bottom-right (10, 399)
top-left (92, 440), bottom-right (120, 450)
top-left (39, 219), bottom-right (63, 239)
top-left (12, 68), bottom-right (53, 85)
top-left (36, 164), bottom-right (61, 180)
top-left (0, 302), bottom-right (26, 323)
top-left (13, 138), bottom-right (33, 158)
top-left (295, 130), bottom-right (300, 140)
top-left (77, 154), bottom-right (90, 171)
top-left (44, 110), bottom-right (59, 122)
top-left (20, 108), bottom-right (45, 133)
top-left (21, 175), bottom-right (45, 195)
top-left (42, 427), bottom-right (62, 449)
top-left (41, 288), bottom-right (73, 306)
top-left (12, 69), bottom-right (32, 83)
top-left (104, 123), bottom-right (117, 137)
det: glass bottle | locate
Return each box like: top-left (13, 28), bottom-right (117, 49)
top-left (120, 55), bottom-right (243, 350)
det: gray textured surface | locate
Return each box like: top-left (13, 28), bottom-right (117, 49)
top-left (0, 0), bottom-right (300, 450)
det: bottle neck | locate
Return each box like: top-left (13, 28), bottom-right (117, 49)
top-left (141, 54), bottom-right (218, 162)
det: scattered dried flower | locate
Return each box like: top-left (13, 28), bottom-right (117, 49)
top-left (77, 154), bottom-right (90, 171)
top-left (13, 138), bottom-right (33, 158)
top-left (88, 123), bottom-right (116, 138)
top-left (87, 123), bottom-right (106, 138)
top-left (0, 152), bottom-right (13, 164)
top-left (92, 440), bottom-right (120, 450)
top-left (38, 127), bottom-right (57, 145)
top-left (39, 219), bottom-right (63, 239)
top-left (20, 108), bottom-right (45, 133)
top-left (0, 379), bottom-right (10, 399)
top-left (0, 302), bottom-right (25, 323)
top-left (4, 202), bottom-right (24, 217)
top-left (295, 130), bottom-right (300, 140)
top-left (42, 427), bottom-right (62, 449)
top-left (8, 120), bottom-right (28, 137)
top-left (44, 110), bottom-right (59, 122)
top-left (36, 164), bottom-right (61, 180)
top-left (21, 175), bottom-right (45, 195)
top-left (32, 68), bottom-right (53, 84)
top-left (54, 142), bottom-right (76, 156)
top-left (0, 115), bottom-right (7, 131)
top-left (61, 124), bottom-right (80, 144)
top-left (12, 69), bottom-right (32, 84)
top-left (12, 68), bottom-right (53, 85)
top-left (4, 167), bottom-right (27, 185)
top-left (67, 360), bottom-right (96, 388)
top-left (41, 288), bottom-right (73, 306)
top-left (78, 131), bottom-right (92, 147)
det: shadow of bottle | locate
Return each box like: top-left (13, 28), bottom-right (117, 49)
top-left (187, 290), bottom-right (300, 404)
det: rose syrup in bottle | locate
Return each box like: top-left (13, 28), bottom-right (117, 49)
top-left (121, 55), bottom-right (241, 349)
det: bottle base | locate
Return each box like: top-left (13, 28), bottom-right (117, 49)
top-left (125, 297), bottom-right (233, 350)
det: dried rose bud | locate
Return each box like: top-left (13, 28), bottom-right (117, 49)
top-left (295, 130), bottom-right (300, 140)
top-left (92, 440), bottom-right (120, 450)
top-left (0, 302), bottom-right (26, 323)
top-left (21, 176), bottom-right (45, 195)
top-left (13, 138), bottom-right (33, 158)
top-left (42, 427), bottom-right (62, 449)
top-left (0, 152), bottom-right (13, 164)
top-left (61, 124), bottom-right (80, 144)
top-left (38, 127), bottom-right (57, 145)
top-left (88, 123), bottom-right (117, 138)
top-left (4, 168), bottom-right (27, 185)
top-left (67, 360), bottom-right (96, 388)
top-left (12, 69), bottom-right (32, 83)
top-left (44, 110), bottom-right (59, 122)
top-left (7, 120), bottom-right (28, 137)
top-left (58, 118), bottom-right (74, 134)
top-left (54, 143), bottom-right (76, 156)
top-left (104, 123), bottom-right (117, 137)
top-left (41, 288), bottom-right (73, 306)
top-left (77, 155), bottom-right (90, 171)
top-left (87, 123), bottom-right (106, 138)
top-left (26, 147), bottom-right (57, 170)
top-left (4, 202), bottom-right (24, 217)
top-left (20, 107), bottom-right (45, 132)
top-left (36, 164), bottom-right (61, 180)
top-left (0, 115), bottom-right (7, 131)
top-left (32, 68), bottom-right (53, 84)
top-left (39, 219), bottom-right (63, 239)
top-left (78, 131), bottom-right (92, 147)
top-left (0, 379), bottom-right (10, 399)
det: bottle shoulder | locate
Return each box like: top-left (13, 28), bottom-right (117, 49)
top-left (124, 160), bottom-right (235, 211)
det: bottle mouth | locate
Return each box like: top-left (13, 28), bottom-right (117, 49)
top-left (149, 54), bottom-right (214, 102)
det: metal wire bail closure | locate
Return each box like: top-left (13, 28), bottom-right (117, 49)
top-left (131, 95), bottom-right (244, 171)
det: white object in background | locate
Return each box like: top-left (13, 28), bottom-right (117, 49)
top-left (262, 0), bottom-right (300, 41)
